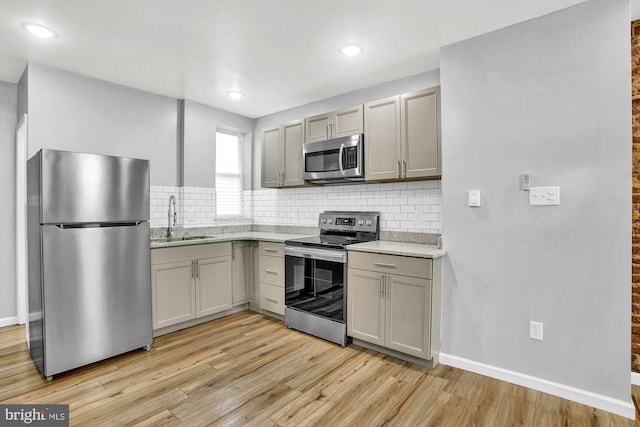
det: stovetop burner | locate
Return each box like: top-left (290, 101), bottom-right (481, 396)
top-left (285, 211), bottom-right (380, 250)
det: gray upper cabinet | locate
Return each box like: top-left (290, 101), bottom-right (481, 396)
top-left (261, 126), bottom-right (281, 188)
top-left (282, 120), bottom-right (305, 187)
top-left (261, 119), bottom-right (305, 188)
top-left (304, 104), bottom-right (363, 143)
top-left (364, 87), bottom-right (441, 181)
top-left (363, 95), bottom-right (401, 181)
top-left (401, 88), bottom-right (441, 178)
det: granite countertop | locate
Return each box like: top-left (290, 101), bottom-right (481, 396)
top-left (150, 232), bottom-right (314, 249)
top-left (346, 240), bottom-right (446, 259)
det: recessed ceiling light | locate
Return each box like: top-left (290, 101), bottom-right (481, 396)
top-left (227, 90), bottom-right (243, 100)
top-left (21, 22), bottom-right (59, 39)
top-left (341, 43), bottom-right (363, 57)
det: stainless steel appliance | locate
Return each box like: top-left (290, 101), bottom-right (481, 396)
top-left (27, 149), bottom-right (152, 379)
top-left (303, 134), bottom-right (364, 184)
top-left (284, 211), bottom-right (380, 346)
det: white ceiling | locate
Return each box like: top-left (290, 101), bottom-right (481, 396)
top-left (1, 0), bottom-right (638, 118)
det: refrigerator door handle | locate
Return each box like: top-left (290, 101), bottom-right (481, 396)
top-left (55, 221), bottom-right (144, 229)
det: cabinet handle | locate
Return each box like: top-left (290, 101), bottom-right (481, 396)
top-left (196, 260), bottom-right (200, 278)
top-left (380, 276), bottom-right (384, 296)
top-left (397, 160), bottom-right (401, 179)
top-left (265, 269), bottom-right (278, 274)
top-left (373, 262), bottom-right (397, 268)
top-left (265, 297), bottom-right (278, 303)
top-left (402, 160), bottom-right (407, 178)
top-left (265, 248), bottom-right (278, 253)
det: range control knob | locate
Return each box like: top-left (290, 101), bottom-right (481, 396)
top-left (366, 219), bottom-right (372, 226)
top-left (321, 218), bottom-right (327, 224)
top-left (358, 219), bottom-right (364, 226)
top-left (328, 218), bottom-right (333, 224)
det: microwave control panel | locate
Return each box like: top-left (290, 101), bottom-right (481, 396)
top-left (344, 146), bottom-right (358, 169)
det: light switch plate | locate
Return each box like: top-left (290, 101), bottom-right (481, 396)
top-left (468, 190), bottom-right (481, 207)
top-left (529, 186), bottom-right (560, 206)
top-left (530, 321), bottom-right (543, 340)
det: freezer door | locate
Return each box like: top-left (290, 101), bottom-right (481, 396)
top-left (40, 149), bottom-right (150, 224)
top-left (41, 222), bottom-right (152, 376)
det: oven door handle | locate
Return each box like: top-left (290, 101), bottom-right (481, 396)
top-left (285, 246), bottom-right (347, 263)
top-left (338, 143), bottom-right (345, 176)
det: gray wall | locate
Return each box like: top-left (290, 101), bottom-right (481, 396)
top-left (26, 62), bottom-right (179, 186)
top-left (251, 70), bottom-right (441, 189)
top-left (440, 0), bottom-right (630, 401)
top-left (183, 100), bottom-right (254, 189)
top-left (0, 82), bottom-right (17, 321)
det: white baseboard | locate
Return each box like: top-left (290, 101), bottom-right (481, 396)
top-left (439, 353), bottom-right (635, 420)
top-left (0, 316), bottom-right (18, 328)
top-left (631, 371), bottom-right (640, 386)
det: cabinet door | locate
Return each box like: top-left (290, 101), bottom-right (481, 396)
top-left (332, 104), bottom-right (363, 138)
top-left (401, 87), bottom-right (441, 178)
top-left (232, 243), bottom-right (251, 305)
top-left (385, 274), bottom-right (431, 359)
top-left (305, 112), bottom-right (331, 143)
top-left (196, 256), bottom-right (232, 317)
top-left (282, 119), bottom-right (305, 187)
top-left (151, 260), bottom-right (195, 329)
top-left (347, 268), bottom-right (385, 346)
top-left (262, 126), bottom-right (282, 188)
top-left (364, 96), bottom-right (401, 181)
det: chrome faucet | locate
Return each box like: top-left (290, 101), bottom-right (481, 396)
top-left (167, 194), bottom-right (177, 237)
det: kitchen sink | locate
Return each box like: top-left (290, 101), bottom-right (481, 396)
top-left (152, 235), bottom-right (219, 243)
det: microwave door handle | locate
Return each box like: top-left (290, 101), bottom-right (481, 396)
top-left (338, 143), bottom-right (345, 175)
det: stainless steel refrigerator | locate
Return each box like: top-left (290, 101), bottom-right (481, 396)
top-left (27, 149), bottom-right (152, 379)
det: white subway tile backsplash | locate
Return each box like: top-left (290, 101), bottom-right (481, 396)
top-left (150, 180), bottom-right (442, 233)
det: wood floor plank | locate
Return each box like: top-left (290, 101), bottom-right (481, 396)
top-left (0, 311), bottom-right (634, 427)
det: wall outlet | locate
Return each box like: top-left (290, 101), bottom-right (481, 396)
top-left (529, 186), bottom-right (560, 206)
top-left (529, 321), bottom-right (543, 340)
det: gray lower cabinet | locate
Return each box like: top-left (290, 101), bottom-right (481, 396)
top-left (151, 260), bottom-right (195, 329)
top-left (347, 251), bottom-right (441, 363)
top-left (364, 86), bottom-right (441, 181)
top-left (232, 241), bottom-right (255, 306)
top-left (151, 242), bottom-right (232, 330)
top-left (258, 242), bottom-right (285, 316)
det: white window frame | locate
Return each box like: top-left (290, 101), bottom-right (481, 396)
top-left (215, 130), bottom-right (244, 219)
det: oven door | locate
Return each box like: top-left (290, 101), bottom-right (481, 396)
top-left (284, 246), bottom-right (347, 323)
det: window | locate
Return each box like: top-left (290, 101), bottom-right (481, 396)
top-left (216, 131), bottom-right (243, 218)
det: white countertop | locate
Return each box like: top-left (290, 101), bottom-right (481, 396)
top-left (347, 240), bottom-right (446, 259)
top-left (150, 232), bottom-right (314, 249)
top-left (151, 232), bottom-right (446, 259)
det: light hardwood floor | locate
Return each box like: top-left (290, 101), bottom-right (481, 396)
top-left (0, 311), bottom-right (634, 426)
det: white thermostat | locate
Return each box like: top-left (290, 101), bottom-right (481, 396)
top-left (468, 190), bottom-right (481, 207)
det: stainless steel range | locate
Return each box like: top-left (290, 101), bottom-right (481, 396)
top-left (284, 211), bottom-right (380, 346)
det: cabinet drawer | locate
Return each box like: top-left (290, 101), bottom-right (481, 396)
top-left (259, 255), bottom-right (284, 286)
top-left (260, 283), bottom-right (284, 315)
top-left (259, 242), bottom-right (284, 257)
top-left (348, 251), bottom-right (432, 279)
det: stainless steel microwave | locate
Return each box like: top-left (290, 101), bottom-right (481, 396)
top-left (303, 134), bottom-right (364, 184)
